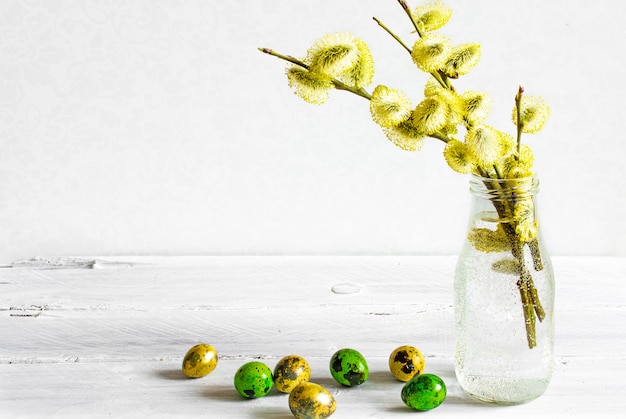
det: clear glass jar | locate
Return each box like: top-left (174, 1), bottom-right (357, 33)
top-left (454, 174), bottom-right (555, 404)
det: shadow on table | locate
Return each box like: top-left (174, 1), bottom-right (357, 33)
top-left (367, 370), bottom-right (404, 385)
top-left (440, 393), bottom-right (484, 405)
top-left (306, 375), bottom-right (342, 391)
top-left (201, 383), bottom-right (291, 402)
top-left (155, 368), bottom-right (187, 381)
top-left (200, 384), bottom-right (243, 402)
top-left (250, 407), bottom-right (293, 419)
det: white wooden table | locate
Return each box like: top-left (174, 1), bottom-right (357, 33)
top-left (1, 256), bottom-right (624, 418)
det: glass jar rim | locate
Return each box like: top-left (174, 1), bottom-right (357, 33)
top-left (469, 173), bottom-right (540, 199)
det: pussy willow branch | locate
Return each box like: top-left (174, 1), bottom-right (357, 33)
top-left (479, 176), bottom-right (546, 349)
top-left (259, 47), bottom-right (455, 147)
top-left (397, 0), bottom-right (423, 37)
top-left (261, 0), bottom-right (546, 350)
top-left (376, 0), bottom-right (451, 89)
top-left (396, 0), bottom-right (451, 88)
top-left (258, 48), bottom-right (372, 100)
top-left (515, 85), bottom-right (525, 156)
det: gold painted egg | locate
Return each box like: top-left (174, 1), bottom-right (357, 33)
top-left (388, 345), bottom-right (425, 382)
top-left (288, 382), bottom-right (336, 419)
top-left (181, 343), bottom-right (218, 378)
top-left (274, 355), bottom-right (311, 393)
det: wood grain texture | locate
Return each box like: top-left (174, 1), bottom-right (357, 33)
top-left (1, 256), bottom-right (625, 417)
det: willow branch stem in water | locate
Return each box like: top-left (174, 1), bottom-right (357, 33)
top-left (529, 239), bottom-right (544, 271)
top-left (479, 175), bottom-right (545, 348)
top-left (517, 274), bottom-right (537, 349)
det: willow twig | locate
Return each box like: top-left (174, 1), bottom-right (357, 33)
top-left (258, 48), bottom-right (372, 100)
top-left (373, 17), bottom-right (411, 54)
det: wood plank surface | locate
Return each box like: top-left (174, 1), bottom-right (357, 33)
top-left (1, 256), bottom-right (625, 417)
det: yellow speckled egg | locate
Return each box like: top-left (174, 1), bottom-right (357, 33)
top-left (182, 344), bottom-right (218, 378)
top-left (274, 355), bottom-right (311, 393)
top-left (388, 345), bottom-right (425, 382)
top-left (288, 382), bottom-right (336, 419)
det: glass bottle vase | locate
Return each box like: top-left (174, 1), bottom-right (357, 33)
top-left (454, 174), bottom-right (555, 404)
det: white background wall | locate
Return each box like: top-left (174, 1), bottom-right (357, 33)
top-left (1, 0), bottom-right (624, 262)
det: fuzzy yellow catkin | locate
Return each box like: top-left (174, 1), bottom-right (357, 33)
top-left (344, 37), bottom-right (375, 88)
top-left (514, 199), bottom-right (538, 242)
top-left (512, 95), bottom-right (551, 134)
top-left (461, 90), bottom-right (492, 125)
top-left (442, 43), bottom-right (481, 78)
top-left (411, 95), bottom-right (449, 134)
top-left (468, 226), bottom-right (512, 253)
top-left (411, 34), bottom-right (452, 73)
top-left (438, 89), bottom-right (464, 126)
top-left (383, 121), bottom-right (425, 151)
top-left (443, 140), bottom-right (476, 174)
top-left (286, 66), bottom-right (333, 105)
top-left (412, 1), bottom-right (453, 33)
top-left (307, 32), bottom-right (361, 78)
top-left (370, 85), bottom-right (413, 128)
top-left (518, 144), bottom-right (535, 167)
top-left (465, 125), bottom-right (502, 166)
top-left (498, 131), bottom-right (516, 157)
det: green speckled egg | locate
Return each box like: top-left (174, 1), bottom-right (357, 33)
top-left (274, 355), bottom-right (311, 393)
top-left (329, 348), bottom-right (368, 387)
top-left (289, 382), bottom-right (336, 419)
top-left (388, 345), bottom-right (425, 382)
top-left (234, 361), bottom-right (274, 399)
top-left (401, 373), bottom-right (446, 411)
top-left (181, 343), bottom-right (218, 378)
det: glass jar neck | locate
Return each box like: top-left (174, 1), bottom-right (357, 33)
top-left (469, 174), bottom-right (539, 201)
